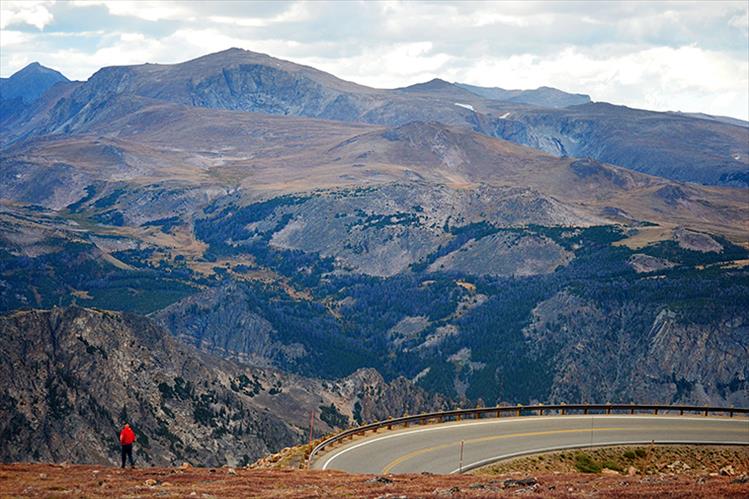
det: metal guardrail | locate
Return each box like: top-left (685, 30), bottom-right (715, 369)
top-left (307, 403), bottom-right (749, 466)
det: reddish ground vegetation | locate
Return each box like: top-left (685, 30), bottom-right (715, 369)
top-left (1, 463), bottom-right (748, 498)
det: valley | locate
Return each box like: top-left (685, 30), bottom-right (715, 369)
top-left (1, 48), bottom-right (748, 467)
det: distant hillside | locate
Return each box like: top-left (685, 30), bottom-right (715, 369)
top-left (1, 48), bottom-right (746, 186)
top-left (479, 102), bottom-right (749, 186)
top-left (456, 82), bottom-right (591, 108)
top-left (0, 62), bottom-right (69, 104)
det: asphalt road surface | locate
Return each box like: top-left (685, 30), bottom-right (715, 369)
top-left (312, 415), bottom-right (749, 474)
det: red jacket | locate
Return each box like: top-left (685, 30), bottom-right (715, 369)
top-left (120, 426), bottom-right (135, 445)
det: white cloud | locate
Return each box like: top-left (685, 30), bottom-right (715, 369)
top-left (290, 41), bottom-right (453, 89)
top-left (729, 9), bottom-right (748, 32)
top-left (456, 45), bottom-right (749, 119)
top-left (0, 0), bottom-right (54, 30)
top-left (0, 30), bottom-right (33, 47)
top-left (70, 0), bottom-right (192, 22)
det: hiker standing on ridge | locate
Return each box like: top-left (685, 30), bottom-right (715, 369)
top-left (119, 423), bottom-right (136, 468)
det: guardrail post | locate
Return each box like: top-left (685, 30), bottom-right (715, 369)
top-left (730, 407), bottom-right (734, 418)
top-left (404, 413), bottom-right (409, 428)
top-left (387, 417), bottom-right (393, 430)
top-left (704, 407), bottom-right (709, 417)
top-left (654, 408), bottom-right (658, 415)
top-left (561, 402), bottom-right (566, 416)
top-left (606, 403), bottom-right (611, 415)
top-left (539, 403), bottom-right (544, 416)
top-left (517, 404), bottom-right (522, 417)
top-left (584, 404), bottom-right (589, 415)
top-left (496, 406), bottom-right (501, 418)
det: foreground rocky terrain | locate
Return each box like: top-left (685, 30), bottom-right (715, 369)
top-left (0, 307), bottom-right (446, 466)
top-left (1, 463), bottom-right (747, 498)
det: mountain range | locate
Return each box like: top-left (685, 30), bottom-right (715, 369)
top-left (1, 48), bottom-right (748, 465)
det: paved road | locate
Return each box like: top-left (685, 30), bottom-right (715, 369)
top-left (312, 415), bottom-right (749, 474)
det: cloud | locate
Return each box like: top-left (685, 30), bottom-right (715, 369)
top-left (453, 45), bottom-right (749, 118)
top-left (1, 0), bottom-right (747, 120)
top-left (0, 1), bottom-right (54, 30)
top-left (69, 1), bottom-right (193, 22)
top-left (729, 9), bottom-right (749, 32)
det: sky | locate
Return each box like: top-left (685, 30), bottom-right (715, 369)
top-left (1, 0), bottom-right (748, 120)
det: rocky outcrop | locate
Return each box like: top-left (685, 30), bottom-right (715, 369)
top-left (0, 307), bottom-right (305, 466)
top-left (628, 254), bottom-right (675, 273)
top-left (334, 368), bottom-right (450, 424)
top-left (485, 103), bottom-right (749, 186)
top-left (209, 183), bottom-right (595, 277)
top-left (0, 307), bottom-right (446, 466)
top-left (523, 292), bottom-right (749, 406)
top-left (428, 232), bottom-right (573, 277)
top-left (153, 283), bottom-right (307, 368)
top-left (673, 227), bottom-right (723, 253)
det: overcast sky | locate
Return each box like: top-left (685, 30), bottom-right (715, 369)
top-left (1, 0), bottom-right (747, 119)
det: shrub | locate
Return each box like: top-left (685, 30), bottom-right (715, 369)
top-left (574, 453), bottom-right (602, 473)
top-left (602, 460), bottom-right (623, 472)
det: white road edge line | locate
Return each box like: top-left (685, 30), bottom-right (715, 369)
top-left (317, 415), bottom-right (745, 470)
top-left (449, 440), bottom-right (749, 474)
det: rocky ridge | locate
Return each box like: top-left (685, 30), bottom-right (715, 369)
top-left (0, 307), bottom-right (446, 466)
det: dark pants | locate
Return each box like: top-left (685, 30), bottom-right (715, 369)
top-left (121, 444), bottom-right (134, 468)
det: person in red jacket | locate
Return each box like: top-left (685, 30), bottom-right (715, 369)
top-left (119, 423), bottom-right (136, 468)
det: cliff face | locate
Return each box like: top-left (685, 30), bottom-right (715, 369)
top-left (0, 307), bottom-right (296, 466)
top-left (484, 103), bottom-right (749, 186)
top-left (523, 292), bottom-right (749, 406)
top-left (0, 307), bottom-right (445, 466)
top-left (153, 283), bottom-right (307, 369)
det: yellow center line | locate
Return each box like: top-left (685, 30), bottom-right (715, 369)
top-left (380, 425), bottom-right (746, 474)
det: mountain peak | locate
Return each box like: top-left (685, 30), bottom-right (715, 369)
top-left (13, 62), bottom-right (66, 77)
top-left (1, 62), bottom-right (69, 103)
top-left (396, 79), bottom-right (482, 103)
top-left (399, 78), bottom-right (457, 92)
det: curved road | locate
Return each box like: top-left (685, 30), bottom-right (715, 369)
top-left (312, 415), bottom-right (749, 474)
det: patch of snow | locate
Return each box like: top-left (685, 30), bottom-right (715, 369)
top-left (499, 112), bottom-right (512, 119)
top-left (454, 102), bottom-right (475, 111)
top-left (732, 153), bottom-right (741, 161)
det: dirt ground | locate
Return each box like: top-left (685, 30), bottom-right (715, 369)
top-left (1, 462), bottom-right (748, 498)
top-left (474, 444), bottom-right (749, 476)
